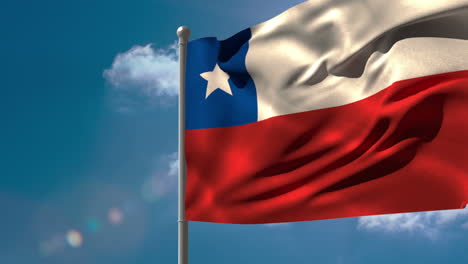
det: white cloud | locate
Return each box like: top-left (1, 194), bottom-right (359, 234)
top-left (167, 152), bottom-right (179, 177)
top-left (141, 153), bottom-right (178, 202)
top-left (357, 206), bottom-right (468, 239)
top-left (103, 43), bottom-right (179, 98)
top-left (462, 221), bottom-right (468, 229)
top-left (263, 223), bottom-right (290, 228)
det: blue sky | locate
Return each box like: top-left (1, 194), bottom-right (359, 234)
top-left (1, 0), bottom-right (468, 263)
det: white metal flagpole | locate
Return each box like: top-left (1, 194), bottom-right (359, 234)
top-left (177, 25), bottom-right (190, 264)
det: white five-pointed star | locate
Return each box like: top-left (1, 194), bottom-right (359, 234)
top-left (200, 63), bottom-right (233, 99)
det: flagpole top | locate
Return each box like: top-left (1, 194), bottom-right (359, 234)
top-left (177, 26), bottom-right (191, 44)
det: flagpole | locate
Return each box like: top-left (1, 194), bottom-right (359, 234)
top-left (177, 25), bottom-right (190, 264)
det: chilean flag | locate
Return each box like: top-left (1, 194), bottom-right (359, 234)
top-left (184, 0), bottom-right (468, 224)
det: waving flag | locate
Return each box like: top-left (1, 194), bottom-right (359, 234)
top-left (184, 0), bottom-right (468, 224)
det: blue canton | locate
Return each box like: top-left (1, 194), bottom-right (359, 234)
top-left (185, 28), bottom-right (258, 130)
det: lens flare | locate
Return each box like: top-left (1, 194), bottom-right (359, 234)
top-left (108, 208), bottom-right (124, 225)
top-left (86, 218), bottom-right (100, 233)
top-left (66, 230), bottom-right (83, 248)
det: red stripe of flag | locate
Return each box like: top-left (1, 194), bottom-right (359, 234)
top-left (186, 70), bottom-right (468, 224)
